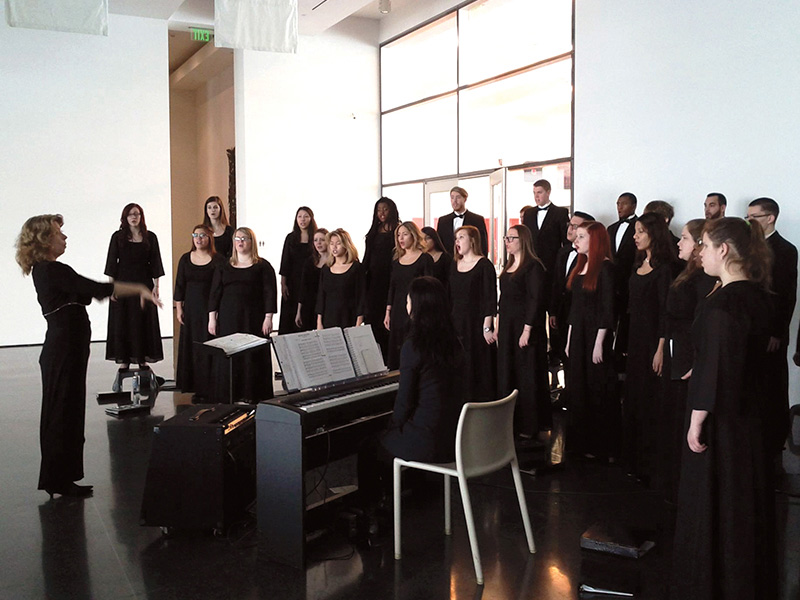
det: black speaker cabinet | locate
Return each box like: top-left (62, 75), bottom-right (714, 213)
top-left (140, 404), bottom-right (256, 533)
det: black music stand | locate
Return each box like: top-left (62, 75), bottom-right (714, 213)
top-left (197, 334), bottom-right (269, 404)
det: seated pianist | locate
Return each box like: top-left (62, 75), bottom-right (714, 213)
top-left (357, 276), bottom-right (465, 542)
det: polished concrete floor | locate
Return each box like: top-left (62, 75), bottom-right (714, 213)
top-left (1, 342), bottom-right (798, 600)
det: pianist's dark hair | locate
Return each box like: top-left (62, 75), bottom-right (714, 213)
top-left (406, 276), bottom-right (460, 366)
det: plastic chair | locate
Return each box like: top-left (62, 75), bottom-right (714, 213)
top-left (393, 389), bottom-right (535, 585)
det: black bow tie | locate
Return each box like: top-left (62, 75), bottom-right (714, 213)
top-left (621, 216), bottom-right (635, 223)
top-left (454, 213), bottom-right (466, 219)
top-left (538, 205), bottom-right (549, 212)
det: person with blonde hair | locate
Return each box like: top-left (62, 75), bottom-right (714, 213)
top-left (448, 225), bottom-right (496, 402)
top-left (315, 228), bottom-right (365, 329)
top-left (208, 227), bottom-right (277, 401)
top-left (384, 221), bottom-right (433, 368)
top-left (16, 214), bottom-right (158, 497)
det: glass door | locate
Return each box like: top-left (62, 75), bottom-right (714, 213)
top-left (424, 178), bottom-right (459, 232)
top-left (489, 168), bottom-right (506, 269)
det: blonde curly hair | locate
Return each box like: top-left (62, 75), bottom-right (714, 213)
top-left (16, 214), bottom-right (63, 275)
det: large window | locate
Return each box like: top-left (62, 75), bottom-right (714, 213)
top-left (381, 0), bottom-right (573, 187)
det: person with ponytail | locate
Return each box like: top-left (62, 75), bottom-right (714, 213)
top-left (564, 221), bottom-right (617, 460)
top-left (672, 217), bottom-right (777, 600)
top-left (660, 219), bottom-right (717, 502)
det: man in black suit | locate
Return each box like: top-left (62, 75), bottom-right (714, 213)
top-left (521, 179), bottom-right (569, 286)
top-left (747, 198), bottom-right (795, 460)
top-left (436, 186), bottom-right (488, 256)
top-left (606, 192), bottom-right (638, 368)
top-left (704, 192), bottom-right (727, 220)
top-left (549, 211), bottom-right (595, 373)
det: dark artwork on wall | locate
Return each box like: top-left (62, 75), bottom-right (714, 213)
top-left (227, 147), bottom-right (237, 229)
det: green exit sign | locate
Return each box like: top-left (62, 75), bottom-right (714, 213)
top-left (191, 28), bottom-right (212, 42)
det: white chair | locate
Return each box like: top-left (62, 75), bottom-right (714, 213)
top-left (392, 389), bottom-right (535, 585)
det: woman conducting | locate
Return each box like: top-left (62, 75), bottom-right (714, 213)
top-left (174, 224), bottom-right (223, 398)
top-left (208, 227), bottom-right (277, 402)
top-left (493, 224), bottom-right (550, 438)
top-left (16, 214), bottom-right (158, 497)
top-left (564, 221), bottom-right (617, 460)
top-left (671, 217), bottom-right (777, 599)
top-left (104, 203), bottom-right (165, 372)
top-left (449, 225), bottom-right (496, 402)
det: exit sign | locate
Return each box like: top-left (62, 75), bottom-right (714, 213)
top-left (191, 28), bottom-right (212, 42)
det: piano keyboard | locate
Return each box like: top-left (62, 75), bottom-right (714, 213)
top-left (294, 381), bottom-right (399, 413)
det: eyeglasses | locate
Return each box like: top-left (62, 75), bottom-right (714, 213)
top-left (745, 213), bottom-right (770, 221)
top-left (503, 236), bottom-right (519, 242)
top-left (192, 233), bottom-right (208, 238)
top-left (233, 236), bottom-right (251, 242)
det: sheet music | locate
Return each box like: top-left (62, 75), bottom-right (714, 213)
top-left (203, 332), bottom-right (267, 356)
top-left (318, 329), bottom-right (356, 380)
top-left (343, 326), bottom-right (387, 376)
top-left (272, 329), bottom-right (356, 391)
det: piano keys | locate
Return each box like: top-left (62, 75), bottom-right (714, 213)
top-left (256, 371), bottom-right (399, 568)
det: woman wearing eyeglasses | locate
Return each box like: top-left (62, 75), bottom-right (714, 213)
top-left (104, 203), bottom-right (165, 372)
top-left (449, 225), bottom-right (496, 402)
top-left (208, 227), bottom-right (277, 402)
top-left (492, 225), bottom-right (550, 438)
top-left (173, 224), bottom-right (224, 398)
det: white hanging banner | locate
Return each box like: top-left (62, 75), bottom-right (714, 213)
top-left (215, 0), bottom-right (298, 53)
top-left (5, 0), bottom-right (108, 36)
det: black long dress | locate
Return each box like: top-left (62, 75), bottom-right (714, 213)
top-left (496, 260), bottom-right (551, 435)
top-left (278, 234), bottom-right (312, 334)
top-left (623, 263), bottom-right (672, 481)
top-left (208, 260), bottom-right (277, 402)
top-left (104, 230), bottom-right (165, 365)
top-left (364, 230), bottom-right (395, 358)
top-left (213, 226), bottom-right (234, 260)
top-left (32, 261), bottom-right (114, 490)
top-left (386, 253), bottom-right (434, 369)
top-left (296, 257), bottom-right (322, 332)
top-left (671, 281), bottom-right (777, 600)
top-left (661, 270), bottom-right (717, 501)
top-left (449, 257), bottom-right (496, 402)
top-left (566, 260), bottom-right (618, 458)
top-left (315, 261), bottom-right (366, 329)
top-left (174, 252), bottom-right (224, 395)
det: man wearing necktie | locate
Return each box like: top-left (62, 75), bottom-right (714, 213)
top-left (606, 192), bottom-right (638, 369)
top-left (436, 186), bottom-right (489, 256)
top-left (521, 179), bottom-right (569, 294)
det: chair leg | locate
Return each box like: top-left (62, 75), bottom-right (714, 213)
top-left (444, 474), bottom-right (451, 535)
top-left (457, 474), bottom-right (483, 585)
top-left (510, 458), bottom-right (536, 554)
top-left (393, 460), bottom-right (402, 560)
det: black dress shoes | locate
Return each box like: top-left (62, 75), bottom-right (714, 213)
top-left (44, 482), bottom-right (94, 499)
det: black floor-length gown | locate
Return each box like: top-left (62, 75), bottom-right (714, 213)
top-left (662, 270), bottom-right (716, 501)
top-left (315, 261), bottom-right (366, 329)
top-left (364, 230), bottom-right (396, 358)
top-left (623, 263), bottom-right (672, 481)
top-left (174, 252), bottom-right (224, 395)
top-left (213, 226), bottom-right (234, 260)
top-left (566, 261), bottom-right (618, 458)
top-left (208, 260), bottom-right (277, 402)
top-left (496, 260), bottom-right (551, 435)
top-left (386, 253), bottom-right (434, 369)
top-left (33, 261), bottom-right (114, 490)
top-left (430, 252), bottom-right (451, 285)
top-left (278, 234), bottom-right (311, 334)
top-left (672, 281), bottom-right (777, 600)
top-left (449, 257), bottom-right (496, 402)
top-left (297, 257), bottom-right (322, 332)
top-left (104, 230), bottom-right (164, 365)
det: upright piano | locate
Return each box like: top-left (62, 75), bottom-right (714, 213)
top-left (256, 370), bottom-right (399, 568)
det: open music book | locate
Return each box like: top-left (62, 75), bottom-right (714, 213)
top-left (203, 332), bottom-right (268, 356)
top-left (272, 326), bottom-right (387, 392)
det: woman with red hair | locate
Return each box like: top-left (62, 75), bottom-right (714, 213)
top-left (565, 220), bottom-right (618, 460)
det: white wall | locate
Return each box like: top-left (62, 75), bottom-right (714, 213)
top-left (0, 14), bottom-right (173, 346)
top-left (196, 65), bottom-right (235, 203)
top-left (235, 16), bottom-right (381, 324)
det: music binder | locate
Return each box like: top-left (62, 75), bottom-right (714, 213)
top-left (272, 326), bottom-right (387, 393)
top-left (203, 332), bottom-right (268, 356)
